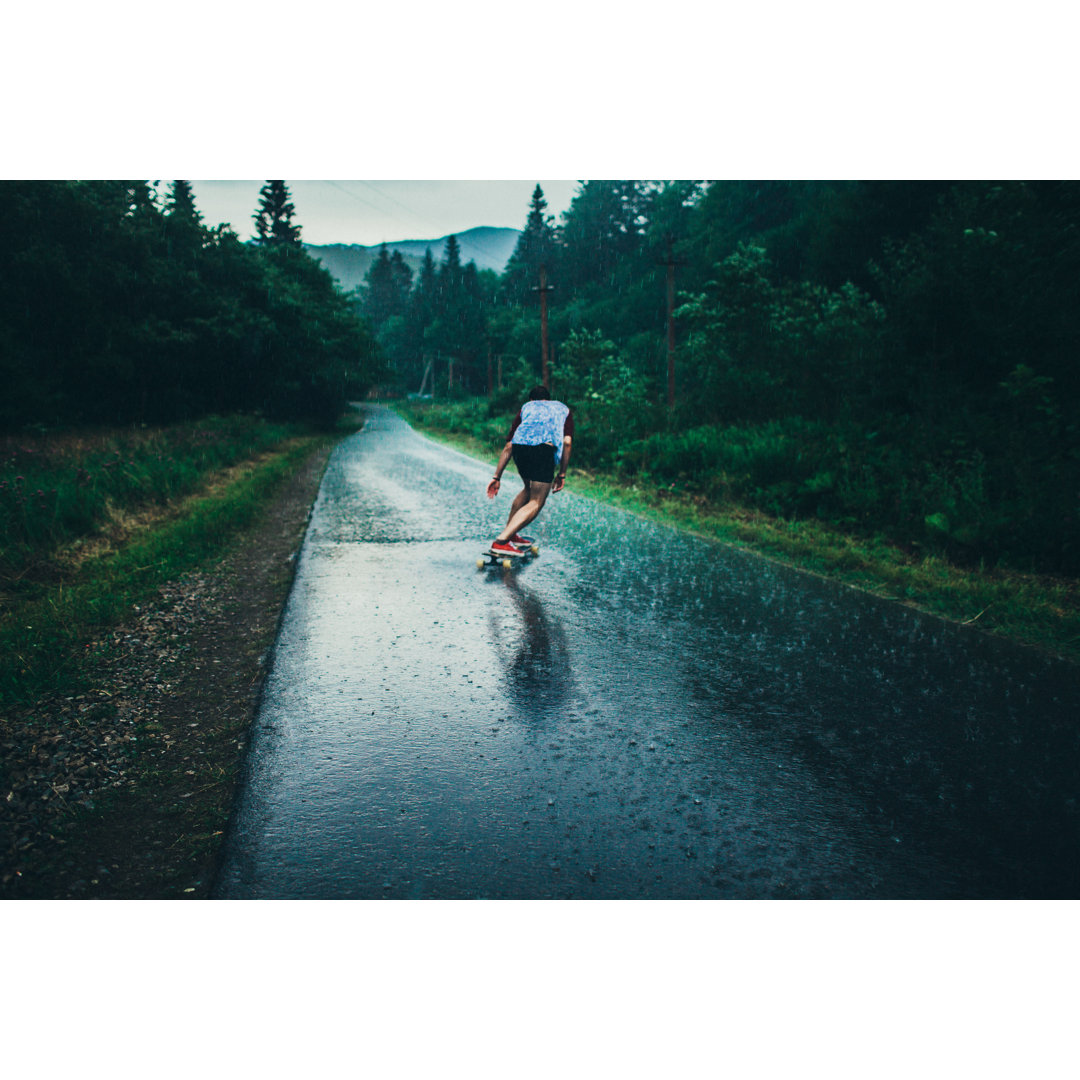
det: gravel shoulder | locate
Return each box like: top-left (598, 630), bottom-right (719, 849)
top-left (1, 443), bottom-right (332, 900)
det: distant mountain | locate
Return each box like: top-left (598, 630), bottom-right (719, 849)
top-left (305, 226), bottom-right (520, 292)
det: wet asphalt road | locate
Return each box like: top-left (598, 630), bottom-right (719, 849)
top-left (214, 406), bottom-right (1080, 899)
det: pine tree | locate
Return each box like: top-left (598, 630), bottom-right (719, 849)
top-left (417, 247), bottom-right (438, 298)
top-left (253, 180), bottom-right (302, 246)
top-left (559, 180), bottom-right (646, 290)
top-left (389, 250), bottom-right (413, 316)
top-left (411, 248), bottom-right (438, 333)
top-left (459, 260), bottom-right (489, 368)
top-left (502, 184), bottom-right (558, 302)
top-left (362, 244), bottom-right (397, 327)
top-left (439, 234), bottom-right (463, 300)
top-left (402, 247), bottom-right (439, 376)
top-left (166, 180), bottom-right (202, 222)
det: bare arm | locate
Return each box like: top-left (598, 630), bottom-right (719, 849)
top-left (553, 436), bottom-right (572, 493)
top-left (487, 442), bottom-right (514, 498)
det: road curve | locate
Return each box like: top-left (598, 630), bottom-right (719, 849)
top-left (213, 406), bottom-right (1080, 899)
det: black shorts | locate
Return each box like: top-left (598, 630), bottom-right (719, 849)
top-left (512, 442), bottom-right (556, 484)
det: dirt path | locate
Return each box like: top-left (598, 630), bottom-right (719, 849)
top-left (0, 444), bottom-right (332, 899)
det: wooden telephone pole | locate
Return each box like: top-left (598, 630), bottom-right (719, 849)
top-left (659, 236), bottom-right (686, 408)
top-left (532, 263), bottom-right (555, 388)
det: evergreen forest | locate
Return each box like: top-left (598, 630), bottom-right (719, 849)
top-left (3, 179), bottom-right (1078, 578)
top-left (364, 181), bottom-right (1080, 577)
top-left (0, 180), bottom-right (378, 428)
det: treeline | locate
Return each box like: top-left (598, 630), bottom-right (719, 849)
top-left (358, 233), bottom-right (494, 391)
top-left (367, 181), bottom-right (1080, 574)
top-left (0, 181), bottom-right (377, 428)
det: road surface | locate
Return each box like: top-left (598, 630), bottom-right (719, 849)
top-left (214, 406), bottom-right (1080, 899)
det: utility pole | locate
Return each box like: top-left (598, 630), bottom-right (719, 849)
top-left (532, 263), bottom-right (555, 388)
top-left (659, 235), bottom-right (686, 408)
top-left (418, 356), bottom-right (433, 397)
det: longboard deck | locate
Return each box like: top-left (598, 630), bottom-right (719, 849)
top-left (477, 537), bottom-right (540, 569)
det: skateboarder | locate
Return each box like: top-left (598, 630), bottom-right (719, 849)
top-left (486, 385), bottom-right (574, 557)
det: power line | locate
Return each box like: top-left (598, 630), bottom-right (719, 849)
top-left (328, 180), bottom-right (522, 268)
top-left (353, 180), bottom-right (515, 266)
top-left (323, 180), bottom-right (400, 226)
top-left (354, 181), bottom-right (437, 227)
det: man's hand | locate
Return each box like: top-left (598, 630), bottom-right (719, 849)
top-left (487, 478), bottom-right (501, 499)
top-left (552, 474), bottom-right (566, 493)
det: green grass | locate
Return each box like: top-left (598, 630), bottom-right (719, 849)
top-left (0, 423), bottom-right (337, 709)
top-left (0, 416), bottom-right (305, 589)
top-left (395, 399), bottom-right (1080, 666)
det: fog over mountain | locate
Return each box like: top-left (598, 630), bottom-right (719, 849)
top-left (306, 226), bottom-right (520, 292)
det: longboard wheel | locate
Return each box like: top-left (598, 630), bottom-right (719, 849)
top-left (501, 558), bottom-right (513, 570)
top-left (476, 558), bottom-right (485, 569)
top-left (530, 544), bottom-right (539, 555)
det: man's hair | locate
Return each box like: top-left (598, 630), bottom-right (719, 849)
top-left (528, 385), bottom-right (551, 400)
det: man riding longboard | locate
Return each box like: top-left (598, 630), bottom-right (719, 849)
top-left (486, 385), bottom-right (574, 557)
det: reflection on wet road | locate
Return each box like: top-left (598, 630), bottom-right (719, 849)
top-left (214, 406), bottom-right (1080, 899)
top-left (493, 575), bottom-right (574, 715)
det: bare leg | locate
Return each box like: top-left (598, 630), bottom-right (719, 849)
top-left (507, 483), bottom-right (530, 524)
top-left (497, 480), bottom-right (551, 542)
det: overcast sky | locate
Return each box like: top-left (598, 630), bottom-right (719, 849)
top-left (190, 180), bottom-right (580, 246)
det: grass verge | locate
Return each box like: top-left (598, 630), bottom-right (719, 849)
top-left (1, 417), bottom-right (350, 898)
top-left (1, 428), bottom-right (338, 710)
top-left (395, 400), bottom-right (1080, 666)
top-left (1, 416), bottom-right (301, 589)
